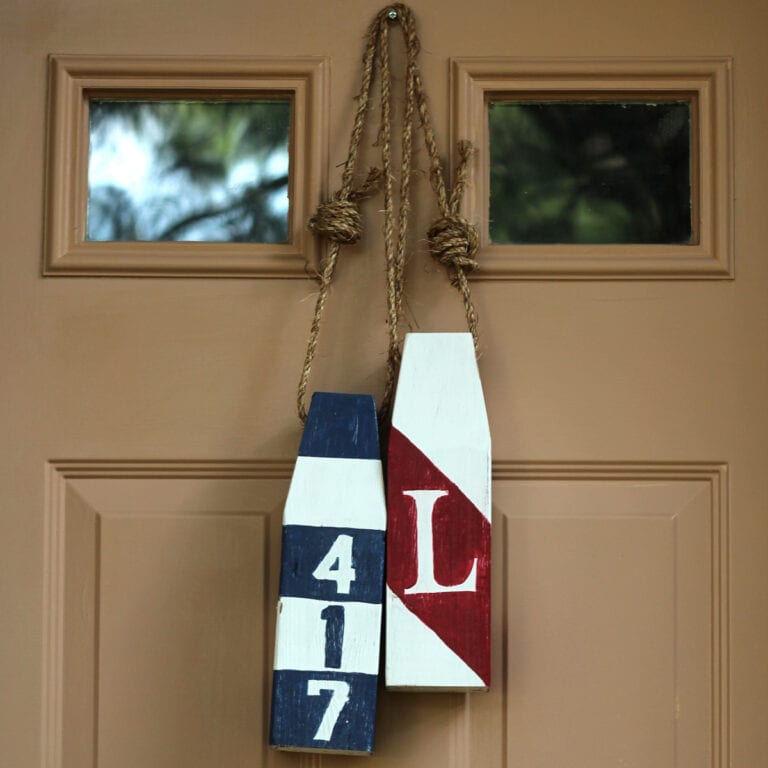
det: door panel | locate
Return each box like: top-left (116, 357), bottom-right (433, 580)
top-left (489, 467), bottom-right (725, 767)
top-left (1, 1), bottom-right (766, 767)
top-left (48, 467), bottom-right (285, 768)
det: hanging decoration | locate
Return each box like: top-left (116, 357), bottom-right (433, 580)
top-left (386, 333), bottom-right (491, 690)
top-left (269, 393), bottom-right (386, 754)
top-left (270, 2), bottom-right (488, 755)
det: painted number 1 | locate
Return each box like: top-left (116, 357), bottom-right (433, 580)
top-left (307, 680), bottom-right (350, 741)
top-left (320, 605), bottom-right (345, 669)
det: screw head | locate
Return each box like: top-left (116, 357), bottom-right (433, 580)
top-left (387, 9), bottom-right (398, 19)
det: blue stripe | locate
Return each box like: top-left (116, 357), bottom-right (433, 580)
top-left (278, 525), bottom-right (385, 604)
top-left (270, 670), bottom-right (378, 753)
top-left (298, 392), bottom-right (380, 459)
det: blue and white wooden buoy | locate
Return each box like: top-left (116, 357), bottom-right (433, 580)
top-left (270, 392), bottom-right (386, 754)
top-left (385, 333), bottom-right (492, 690)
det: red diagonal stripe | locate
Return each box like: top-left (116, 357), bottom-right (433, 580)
top-left (387, 428), bottom-right (490, 685)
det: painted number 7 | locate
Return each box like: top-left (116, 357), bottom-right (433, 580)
top-left (312, 534), bottom-right (356, 594)
top-left (307, 680), bottom-right (350, 741)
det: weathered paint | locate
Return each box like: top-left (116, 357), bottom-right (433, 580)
top-left (386, 334), bottom-right (492, 690)
top-left (270, 392), bottom-right (386, 754)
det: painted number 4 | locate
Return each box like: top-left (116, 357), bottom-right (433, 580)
top-left (312, 534), bottom-right (356, 594)
top-left (307, 680), bottom-right (350, 741)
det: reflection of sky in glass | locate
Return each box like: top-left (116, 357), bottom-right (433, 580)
top-left (86, 100), bottom-right (290, 243)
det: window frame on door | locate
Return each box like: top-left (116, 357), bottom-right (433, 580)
top-left (43, 55), bottom-right (328, 277)
top-left (450, 57), bottom-right (733, 279)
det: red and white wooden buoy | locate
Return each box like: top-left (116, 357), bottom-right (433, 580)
top-left (386, 333), bottom-right (492, 690)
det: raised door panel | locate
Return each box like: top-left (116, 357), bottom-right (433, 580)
top-left (44, 462), bottom-right (728, 767)
top-left (488, 467), bottom-right (727, 768)
top-left (45, 464), bottom-right (289, 768)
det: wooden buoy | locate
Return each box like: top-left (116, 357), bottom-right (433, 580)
top-left (386, 333), bottom-right (491, 690)
top-left (270, 392), bottom-right (386, 754)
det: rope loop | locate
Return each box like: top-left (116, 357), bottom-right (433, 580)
top-left (296, 3), bottom-right (481, 423)
top-left (427, 214), bottom-right (479, 272)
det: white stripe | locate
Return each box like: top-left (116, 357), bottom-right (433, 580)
top-left (391, 333), bottom-right (491, 520)
top-left (385, 587), bottom-right (486, 689)
top-left (283, 456), bottom-right (386, 530)
top-left (274, 596), bottom-right (382, 675)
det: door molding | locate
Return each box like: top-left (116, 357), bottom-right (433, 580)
top-left (42, 459), bottom-right (729, 767)
top-left (43, 55), bottom-right (328, 278)
top-left (451, 57), bottom-right (734, 280)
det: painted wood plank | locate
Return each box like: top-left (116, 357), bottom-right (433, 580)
top-left (386, 333), bottom-right (492, 690)
top-left (270, 392), bottom-right (386, 754)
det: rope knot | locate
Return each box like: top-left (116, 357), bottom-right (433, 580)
top-left (307, 167), bottom-right (383, 246)
top-left (427, 214), bottom-right (479, 272)
top-left (308, 197), bottom-right (364, 245)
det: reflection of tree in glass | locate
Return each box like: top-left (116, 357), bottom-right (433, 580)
top-left (488, 101), bottom-right (691, 244)
top-left (87, 99), bottom-right (291, 243)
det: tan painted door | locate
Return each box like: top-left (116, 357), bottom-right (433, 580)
top-left (1, 1), bottom-right (766, 767)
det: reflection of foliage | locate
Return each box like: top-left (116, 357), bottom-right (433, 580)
top-left (87, 99), bottom-right (290, 242)
top-left (88, 185), bottom-right (138, 240)
top-left (488, 101), bottom-right (691, 244)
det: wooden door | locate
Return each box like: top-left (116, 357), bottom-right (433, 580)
top-left (1, 0), bottom-right (766, 766)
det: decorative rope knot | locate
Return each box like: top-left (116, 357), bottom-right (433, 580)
top-left (427, 214), bottom-right (479, 272)
top-left (308, 197), bottom-right (364, 245)
top-left (307, 166), bottom-right (383, 246)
